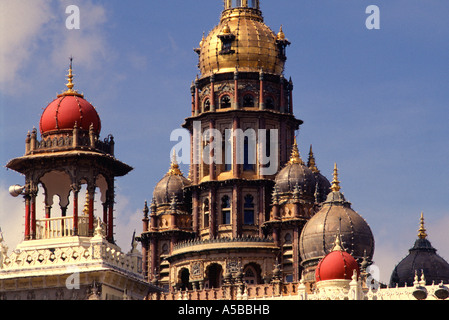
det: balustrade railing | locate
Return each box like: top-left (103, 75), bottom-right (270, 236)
top-left (36, 216), bottom-right (90, 239)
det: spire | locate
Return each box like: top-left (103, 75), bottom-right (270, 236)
top-left (308, 145), bottom-right (319, 173)
top-left (168, 149), bottom-right (183, 176)
top-left (330, 163), bottom-right (341, 192)
top-left (332, 226), bottom-right (345, 252)
top-left (418, 212), bottom-right (427, 239)
top-left (59, 57), bottom-right (83, 98)
top-left (288, 137), bottom-right (304, 165)
top-left (276, 25), bottom-right (285, 40)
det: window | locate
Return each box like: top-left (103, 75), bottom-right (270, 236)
top-left (249, 0), bottom-right (259, 8)
top-left (243, 136), bottom-right (255, 171)
top-left (203, 99), bottom-right (210, 112)
top-left (243, 94), bottom-right (255, 108)
top-left (265, 97), bottom-right (275, 110)
top-left (243, 266), bottom-right (258, 284)
top-left (220, 95), bottom-right (231, 109)
top-left (223, 131), bottom-right (232, 172)
top-left (203, 199), bottom-right (210, 228)
top-left (244, 195), bottom-right (255, 225)
top-left (221, 196), bottom-right (231, 225)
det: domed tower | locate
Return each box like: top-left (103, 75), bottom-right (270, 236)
top-left (7, 60), bottom-right (132, 243)
top-left (140, 153), bottom-right (194, 286)
top-left (141, 0), bottom-right (314, 291)
top-left (1, 60), bottom-right (155, 300)
top-left (389, 213), bottom-right (449, 287)
top-left (299, 164), bottom-right (375, 285)
top-left (262, 139), bottom-right (330, 282)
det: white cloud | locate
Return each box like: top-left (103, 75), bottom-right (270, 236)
top-left (0, 0), bottom-right (54, 93)
top-left (0, 0), bottom-right (112, 95)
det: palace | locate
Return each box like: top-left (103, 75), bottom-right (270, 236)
top-left (1, 0), bottom-right (449, 301)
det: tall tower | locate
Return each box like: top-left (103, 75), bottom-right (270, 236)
top-left (0, 61), bottom-right (158, 300)
top-left (140, 0), bottom-right (333, 292)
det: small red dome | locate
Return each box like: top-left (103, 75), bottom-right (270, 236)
top-left (315, 250), bottom-right (360, 282)
top-left (40, 94), bottom-right (101, 136)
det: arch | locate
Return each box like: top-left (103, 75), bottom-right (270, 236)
top-left (242, 93), bottom-right (256, 108)
top-left (220, 95), bottom-right (232, 109)
top-left (221, 195), bottom-right (231, 225)
top-left (203, 198), bottom-right (210, 228)
top-left (243, 194), bottom-right (255, 225)
top-left (203, 98), bottom-right (211, 113)
top-left (243, 263), bottom-right (262, 285)
top-left (205, 263), bottom-right (223, 289)
top-left (178, 268), bottom-right (191, 291)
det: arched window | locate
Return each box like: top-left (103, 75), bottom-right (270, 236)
top-left (265, 96), bottom-right (275, 110)
top-left (243, 136), bottom-right (255, 171)
top-left (221, 196), bottom-right (231, 225)
top-left (220, 95), bottom-right (231, 109)
top-left (243, 94), bottom-right (255, 108)
top-left (203, 199), bottom-right (210, 228)
top-left (244, 194), bottom-right (255, 225)
top-left (222, 130), bottom-right (232, 172)
top-left (203, 98), bottom-right (211, 112)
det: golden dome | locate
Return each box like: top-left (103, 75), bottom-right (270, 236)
top-left (198, 6), bottom-right (287, 78)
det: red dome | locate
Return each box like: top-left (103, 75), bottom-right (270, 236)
top-left (40, 94), bottom-right (101, 136)
top-left (315, 250), bottom-right (360, 282)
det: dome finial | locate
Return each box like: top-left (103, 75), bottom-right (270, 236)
top-left (418, 212), bottom-right (427, 239)
top-left (308, 145), bottom-right (319, 173)
top-left (288, 137), bottom-right (304, 165)
top-left (168, 149), bottom-right (183, 176)
top-left (277, 25), bottom-right (285, 40)
top-left (59, 56), bottom-right (83, 98)
top-left (330, 163), bottom-right (341, 192)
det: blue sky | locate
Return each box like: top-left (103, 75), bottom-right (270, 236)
top-left (1, 0), bottom-right (449, 284)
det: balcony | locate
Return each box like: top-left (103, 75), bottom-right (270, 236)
top-left (35, 216), bottom-right (90, 240)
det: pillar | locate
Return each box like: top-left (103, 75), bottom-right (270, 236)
top-left (209, 188), bottom-right (217, 238)
top-left (259, 70), bottom-right (265, 110)
top-left (210, 74), bottom-right (216, 112)
top-left (24, 194), bottom-right (31, 240)
top-left (209, 119), bottom-right (216, 180)
top-left (234, 68), bottom-right (239, 109)
top-left (192, 190), bottom-right (199, 234)
top-left (72, 184), bottom-right (80, 236)
top-left (87, 184), bottom-right (95, 237)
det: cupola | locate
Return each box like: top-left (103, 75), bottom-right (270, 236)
top-left (39, 59), bottom-right (101, 136)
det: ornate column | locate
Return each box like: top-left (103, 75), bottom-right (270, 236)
top-left (234, 68), bottom-right (239, 109)
top-left (107, 186), bottom-right (115, 242)
top-left (209, 187), bottom-right (217, 238)
top-left (30, 185), bottom-right (38, 240)
top-left (210, 74), bottom-right (216, 112)
top-left (71, 183), bottom-right (80, 236)
top-left (259, 70), bottom-right (265, 110)
top-left (24, 192), bottom-right (31, 240)
top-left (192, 190), bottom-right (199, 234)
top-left (280, 75), bottom-right (285, 113)
top-left (87, 183), bottom-right (96, 237)
top-left (194, 76), bottom-right (200, 116)
top-left (209, 119), bottom-right (216, 180)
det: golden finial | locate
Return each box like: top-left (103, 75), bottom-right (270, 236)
top-left (288, 137), bottom-right (304, 165)
top-left (199, 31), bottom-right (205, 47)
top-left (332, 224), bottom-right (344, 252)
top-left (308, 145), bottom-right (319, 173)
top-left (221, 23), bottom-right (231, 34)
top-left (58, 57), bottom-right (83, 98)
top-left (277, 25), bottom-right (286, 40)
top-left (168, 149), bottom-right (183, 176)
top-left (418, 212), bottom-right (427, 239)
top-left (331, 163), bottom-right (341, 192)
top-left (83, 190), bottom-right (89, 216)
